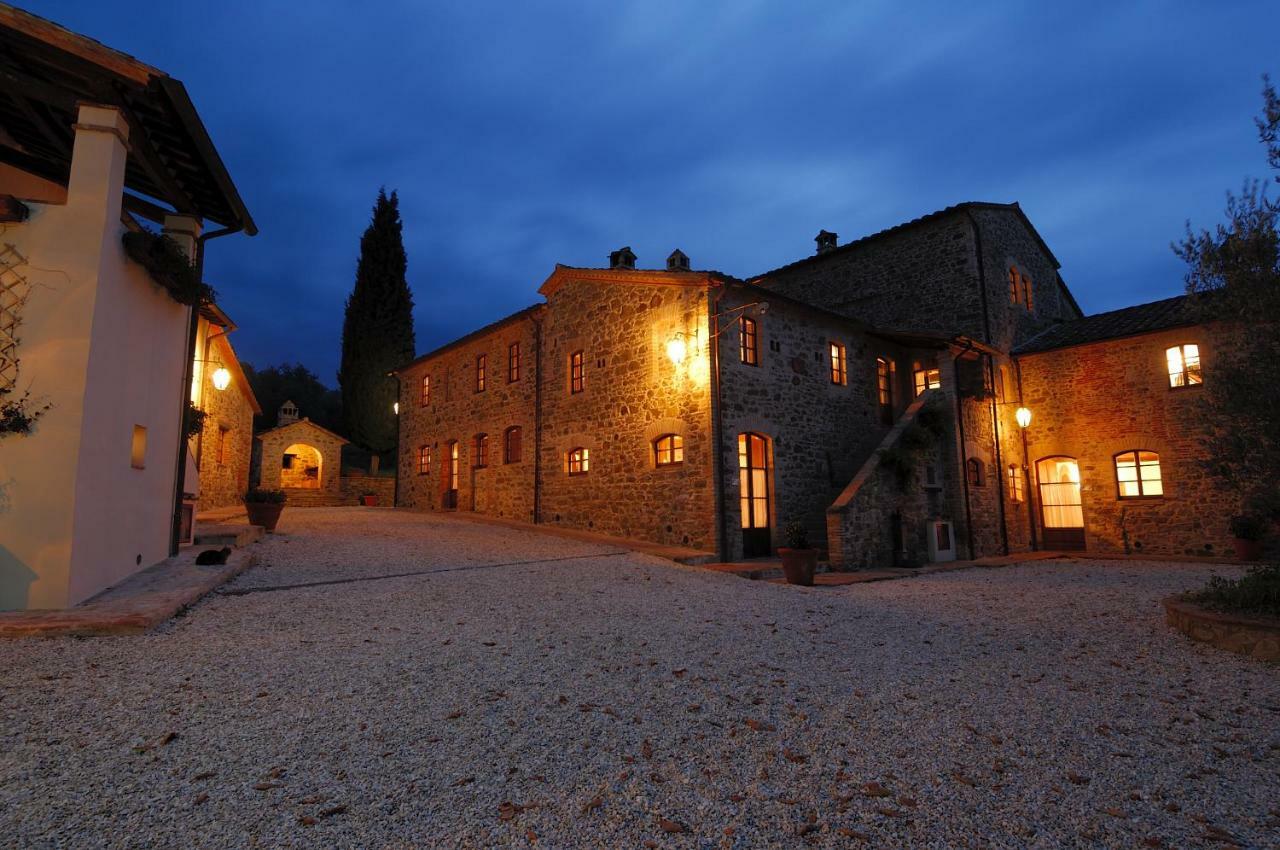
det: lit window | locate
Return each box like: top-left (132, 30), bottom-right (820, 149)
top-left (473, 433), bottom-right (489, 468)
top-left (418, 444), bottom-right (431, 474)
top-left (1166, 344), bottom-right (1202, 388)
top-left (508, 342), bottom-right (521, 383)
top-left (217, 426), bottom-right (229, 465)
top-left (876, 358), bottom-right (894, 425)
top-left (739, 316), bottom-right (758, 365)
top-left (1007, 464), bottom-right (1023, 502)
top-left (1009, 265), bottom-right (1033, 310)
top-left (967, 458), bottom-right (985, 487)
top-left (654, 434), bottom-right (684, 466)
top-left (504, 426), bottom-right (522, 463)
top-left (570, 350), bottom-right (584, 394)
top-left (829, 342), bottom-right (847, 385)
top-left (131, 425), bottom-right (147, 469)
top-left (568, 447), bottom-right (589, 475)
top-left (912, 367), bottom-right (941, 397)
top-left (475, 355), bottom-right (486, 392)
top-left (420, 375), bottom-right (430, 406)
top-left (1115, 450), bottom-right (1163, 498)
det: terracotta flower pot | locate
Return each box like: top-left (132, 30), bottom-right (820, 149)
top-left (245, 502), bottom-right (284, 532)
top-left (778, 547), bottom-right (818, 586)
top-left (1232, 537), bottom-right (1264, 561)
top-left (361, 495), bottom-right (379, 507)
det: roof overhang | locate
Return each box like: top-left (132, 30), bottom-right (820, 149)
top-left (0, 4), bottom-right (256, 234)
top-left (538, 264), bottom-right (717, 297)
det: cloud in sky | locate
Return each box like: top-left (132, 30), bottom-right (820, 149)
top-left (23, 0), bottom-right (1280, 383)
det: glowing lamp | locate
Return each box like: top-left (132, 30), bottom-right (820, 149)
top-left (393, 401), bottom-right (400, 415)
top-left (1015, 406), bottom-right (1032, 429)
top-left (211, 366), bottom-right (231, 391)
top-left (665, 335), bottom-right (687, 365)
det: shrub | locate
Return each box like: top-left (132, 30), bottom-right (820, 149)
top-left (1229, 514), bottom-right (1267, 541)
top-left (877, 446), bottom-right (915, 485)
top-left (1187, 564), bottom-right (1280, 618)
top-left (897, 423), bottom-right (935, 453)
top-left (122, 230), bottom-right (215, 306)
top-left (782, 521), bottom-right (811, 550)
top-left (244, 488), bottom-right (287, 504)
top-left (915, 404), bottom-right (949, 438)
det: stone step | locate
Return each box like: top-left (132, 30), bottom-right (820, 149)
top-left (193, 523), bottom-right (265, 548)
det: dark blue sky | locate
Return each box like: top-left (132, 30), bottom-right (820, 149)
top-left (27, 1), bottom-right (1280, 385)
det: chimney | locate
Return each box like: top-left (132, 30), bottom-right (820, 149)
top-left (608, 246), bottom-right (636, 269)
top-left (815, 230), bottom-right (838, 254)
top-left (278, 400), bottom-right (300, 425)
top-left (666, 249), bottom-right (690, 271)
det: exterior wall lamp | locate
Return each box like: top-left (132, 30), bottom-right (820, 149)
top-left (393, 401), bottom-right (400, 415)
top-left (666, 333), bottom-right (689, 365)
top-left (211, 366), bottom-right (231, 391)
top-left (1015, 406), bottom-right (1032, 429)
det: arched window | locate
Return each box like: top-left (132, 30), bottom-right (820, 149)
top-left (504, 426), bottom-right (522, 464)
top-left (567, 447), bottom-right (589, 475)
top-left (1114, 450), bottom-right (1163, 498)
top-left (654, 434), bottom-right (683, 466)
top-left (472, 433), bottom-right (489, 468)
top-left (967, 458), bottom-right (985, 487)
top-left (1007, 464), bottom-right (1023, 502)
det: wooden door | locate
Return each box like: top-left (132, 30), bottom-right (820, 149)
top-left (738, 432), bottom-right (772, 557)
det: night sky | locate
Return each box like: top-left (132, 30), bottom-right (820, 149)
top-left (24, 2), bottom-right (1280, 385)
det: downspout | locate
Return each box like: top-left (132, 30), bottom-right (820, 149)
top-left (170, 224), bottom-right (240, 556)
top-left (988, 353), bottom-right (1010, 555)
top-left (963, 209), bottom-right (994, 347)
top-left (709, 282), bottom-right (727, 561)
top-left (532, 314), bottom-right (543, 524)
top-left (952, 340), bottom-right (976, 560)
top-left (392, 374), bottom-right (402, 507)
top-left (964, 205), bottom-right (997, 557)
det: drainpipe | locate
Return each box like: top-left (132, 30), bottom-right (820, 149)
top-left (963, 209), bottom-right (994, 347)
top-left (170, 224), bottom-right (241, 556)
top-left (532, 314), bottom-right (543, 524)
top-left (952, 340), bottom-right (976, 560)
top-left (709, 283), bottom-right (727, 561)
top-left (392, 374), bottom-right (402, 507)
top-left (988, 353), bottom-right (1010, 555)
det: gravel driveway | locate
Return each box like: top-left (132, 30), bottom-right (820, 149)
top-left (2, 508), bottom-right (1276, 848)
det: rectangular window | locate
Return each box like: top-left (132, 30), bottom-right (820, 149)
top-left (1166, 344), bottom-right (1202, 388)
top-left (739, 316), bottom-right (758, 365)
top-left (421, 375), bottom-right (430, 406)
top-left (570, 350), bottom-right (584, 394)
top-left (912, 367), bottom-right (941, 397)
top-left (473, 433), bottom-right (489, 468)
top-left (505, 426), bottom-right (522, 463)
top-left (1022, 274), bottom-right (1034, 311)
top-left (130, 425), bottom-right (147, 469)
top-left (418, 444), bottom-right (431, 474)
top-left (1115, 450), bottom-right (1163, 498)
top-left (876, 358), bottom-right (894, 425)
top-left (475, 355), bottom-right (486, 392)
top-left (829, 342), bottom-right (847, 385)
top-left (1009, 267), bottom-right (1019, 304)
top-left (1007, 464), bottom-right (1024, 502)
top-left (216, 426), bottom-right (229, 465)
top-left (568, 447), bottom-right (589, 475)
top-left (508, 342), bottom-right (520, 383)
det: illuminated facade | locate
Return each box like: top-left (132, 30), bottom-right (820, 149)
top-left (396, 204), bottom-right (1245, 565)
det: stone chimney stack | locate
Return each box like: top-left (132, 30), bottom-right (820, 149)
top-left (608, 246), bottom-right (637, 269)
top-left (278, 400), bottom-right (300, 425)
top-left (666, 249), bottom-right (690, 271)
top-left (815, 230), bottom-right (838, 255)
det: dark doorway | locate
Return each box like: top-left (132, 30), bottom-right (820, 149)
top-left (738, 432), bottom-right (772, 557)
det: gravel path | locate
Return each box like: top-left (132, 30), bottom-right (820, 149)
top-left (2, 508), bottom-right (1276, 849)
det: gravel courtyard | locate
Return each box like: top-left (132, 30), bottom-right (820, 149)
top-left (2, 508), bottom-right (1276, 849)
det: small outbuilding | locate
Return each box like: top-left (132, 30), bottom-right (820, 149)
top-left (255, 408), bottom-right (348, 504)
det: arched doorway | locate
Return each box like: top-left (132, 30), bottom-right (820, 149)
top-left (738, 432), bottom-right (772, 557)
top-left (1036, 456), bottom-right (1085, 550)
top-left (282, 443), bottom-right (322, 489)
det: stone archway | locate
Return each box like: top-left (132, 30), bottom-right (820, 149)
top-left (281, 443), bottom-right (322, 490)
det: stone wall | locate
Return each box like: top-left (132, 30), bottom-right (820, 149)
top-left (537, 277), bottom-right (716, 550)
top-left (1017, 324), bottom-right (1243, 556)
top-left (397, 307), bottom-right (542, 522)
top-left (340, 472), bottom-right (396, 506)
top-left (194, 333), bottom-right (256, 509)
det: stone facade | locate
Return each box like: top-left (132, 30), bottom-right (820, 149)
top-left (255, 418), bottom-right (348, 503)
top-left (393, 202), bottom-right (1258, 567)
top-left (194, 328), bottom-right (259, 510)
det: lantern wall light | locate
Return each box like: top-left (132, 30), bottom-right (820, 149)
top-left (211, 366), bottom-right (231, 391)
top-left (665, 333), bottom-right (688, 365)
top-left (1015, 406), bottom-right (1032, 429)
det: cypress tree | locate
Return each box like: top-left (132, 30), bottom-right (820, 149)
top-left (339, 189), bottom-right (416, 451)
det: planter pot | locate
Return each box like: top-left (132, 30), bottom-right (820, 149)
top-left (778, 547), bottom-right (818, 587)
top-left (361, 496), bottom-right (379, 507)
top-left (1233, 537), bottom-right (1264, 561)
top-left (245, 502), bottom-right (284, 532)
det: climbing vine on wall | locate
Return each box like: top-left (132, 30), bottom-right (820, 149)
top-left (0, 243), bottom-right (50, 439)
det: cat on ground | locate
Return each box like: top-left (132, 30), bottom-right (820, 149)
top-left (195, 546), bottom-right (232, 565)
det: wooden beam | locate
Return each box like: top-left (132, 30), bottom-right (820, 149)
top-left (111, 84), bottom-right (196, 214)
top-left (0, 7), bottom-right (159, 86)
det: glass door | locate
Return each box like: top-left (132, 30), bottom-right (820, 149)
top-left (1036, 456), bottom-right (1085, 550)
top-left (738, 433), bottom-right (772, 557)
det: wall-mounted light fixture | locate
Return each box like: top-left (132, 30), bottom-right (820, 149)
top-left (393, 401), bottom-right (400, 415)
top-left (666, 333), bottom-right (689, 365)
top-left (211, 366), bottom-right (231, 391)
top-left (1015, 406), bottom-right (1032, 429)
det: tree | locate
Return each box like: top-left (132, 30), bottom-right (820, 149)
top-left (242, 361), bottom-right (343, 433)
top-left (338, 189), bottom-right (416, 451)
top-left (1174, 75), bottom-right (1280, 517)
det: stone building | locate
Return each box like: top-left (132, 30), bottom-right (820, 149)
top-left (254, 410), bottom-right (349, 505)
top-left (395, 203), bottom-right (1254, 566)
top-left (190, 305), bottom-right (260, 511)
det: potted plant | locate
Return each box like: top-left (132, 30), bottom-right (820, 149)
top-left (1229, 514), bottom-right (1266, 561)
top-left (244, 488), bottom-right (287, 532)
top-left (360, 490), bottom-right (379, 507)
top-left (778, 521), bottom-right (818, 587)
